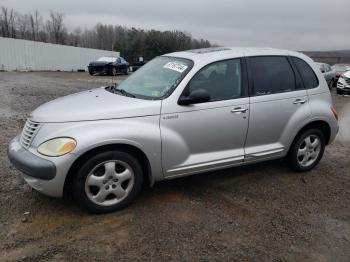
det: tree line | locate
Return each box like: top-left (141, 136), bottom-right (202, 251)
top-left (0, 6), bottom-right (214, 61)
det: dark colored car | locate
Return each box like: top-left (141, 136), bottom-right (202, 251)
top-left (332, 63), bottom-right (350, 82)
top-left (131, 61), bottom-right (147, 72)
top-left (88, 56), bottom-right (129, 76)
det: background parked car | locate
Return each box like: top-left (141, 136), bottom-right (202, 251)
top-left (88, 56), bottom-right (129, 76)
top-left (332, 63), bottom-right (350, 84)
top-left (336, 70), bottom-right (350, 95)
top-left (131, 61), bottom-right (147, 72)
top-left (317, 62), bottom-right (336, 88)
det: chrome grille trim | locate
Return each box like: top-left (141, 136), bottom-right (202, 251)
top-left (344, 77), bottom-right (350, 85)
top-left (20, 119), bottom-right (41, 149)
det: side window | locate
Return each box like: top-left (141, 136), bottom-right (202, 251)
top-left (291, 57), bottom-right (319, 89)
top-left (186, 59), bottom-right (242, 101)
top-left (326, 64), bottom-right (332, 72)
top-left (249, 56), bottom-right (295, 95)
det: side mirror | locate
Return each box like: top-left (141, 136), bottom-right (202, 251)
top-left (321, 69), bottom-right (325, 73)
top-left (178, 89), bottom-right (210, 105)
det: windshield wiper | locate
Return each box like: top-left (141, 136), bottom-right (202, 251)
top-left (115, 88), bottom-right (136, 98)
top-left (109, 83), bottom-right (135, 98)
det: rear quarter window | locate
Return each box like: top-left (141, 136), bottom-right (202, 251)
top-left (291, 57), bottom-right (319, 89)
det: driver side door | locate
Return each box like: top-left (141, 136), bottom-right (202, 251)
top-left (160, 58), bottom-right (250, 178)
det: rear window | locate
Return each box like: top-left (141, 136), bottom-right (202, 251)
top-left (249, 56), bottom-right (295, 96)
top-left (292, 57), bottom-right (319, 89)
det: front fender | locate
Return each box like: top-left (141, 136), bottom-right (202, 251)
top-left (32, 116), bottom-right (163, 182)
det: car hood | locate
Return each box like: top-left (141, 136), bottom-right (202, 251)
top-left (89, 61), bottom-right (110, 66)
top-left (335, 70), bottom-right (346, 76)
top-left (30, 87), bottom-right (161, 123)
top-left (342, 71), bottom-right (350, 78)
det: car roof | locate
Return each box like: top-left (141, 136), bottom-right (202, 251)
top-left (165, 47), bottom-right (307, 64)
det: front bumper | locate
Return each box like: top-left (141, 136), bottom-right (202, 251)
top-left (8, 136), bottom-right (75, 197)
top-left (337, 77), bottom-right (350, 92)
top-left (8, 137), bottom-right (56, 180)
top-left (88, 65), bottom-right (108, 75)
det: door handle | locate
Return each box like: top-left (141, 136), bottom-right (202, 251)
top-left (231, 107), bottom-right (248, 113)
top-left (293, 99), bottom-right (307, 105)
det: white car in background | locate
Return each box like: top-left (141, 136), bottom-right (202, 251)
top-left (337, 71), bottom-right (350, 95)
top-left (316, 62), bottom-right (335, 88)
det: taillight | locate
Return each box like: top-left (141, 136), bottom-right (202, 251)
top-left (331, 106), bottom-right (339, 121)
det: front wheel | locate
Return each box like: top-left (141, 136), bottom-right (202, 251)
top-left (73, 151), bottom-right (143, 213)
top-left (287, 129), bottom-right (325, 172)
top-left (337, 89), bottom-right (344, 95)
top-left (109, 67), bottom-right (117, 76)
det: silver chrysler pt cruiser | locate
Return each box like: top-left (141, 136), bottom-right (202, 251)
top-left (8, 47), bottom-right (339, 213)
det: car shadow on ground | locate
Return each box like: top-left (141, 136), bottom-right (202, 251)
top-left (42, 158), bottom-right (291, 215)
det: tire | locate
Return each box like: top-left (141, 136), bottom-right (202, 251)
top-left (337, 89), bottom-right (344, 95)
top-left (109, 67), bottom-right (117, 76)
top-left (88, 70), bottom-right (94, 76)
top-left (287, 129), bottom-right (325, 172)
top-left (331, 79), bottom-right (336, 88)
top-left (328, 79), bottom-right (334, 89)
top-left (124, 68), bottom-right (128, 75)
top-left (73, 151), bottom-right (143, 213)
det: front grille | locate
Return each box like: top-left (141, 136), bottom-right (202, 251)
top-left (20, 119), bottom-right (41, 149)
top-left (91, 66), bottom-right (107, 73)
top-left (344, 76), bottom-right (350, 85)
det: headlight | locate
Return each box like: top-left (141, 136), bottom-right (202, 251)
top-left (37, 137), bottom-right (76, 157)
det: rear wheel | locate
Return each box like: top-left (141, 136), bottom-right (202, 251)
top-left (73, 151), bottom-right (143, 213)
top-left (287, 129), bottom-right (325, 172)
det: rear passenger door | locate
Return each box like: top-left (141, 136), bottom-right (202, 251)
top-left (244, 56), bottom-right (311, 161)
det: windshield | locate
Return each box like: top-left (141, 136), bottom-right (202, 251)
top-left (116, 56), bottom-right (193, 99)
top-left (332, 65), bottom-right (350, 71)
top-left (97, 57), bottom-right (117, 63)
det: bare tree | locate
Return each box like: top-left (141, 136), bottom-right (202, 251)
top-left (17, 14), bottom-right (30, 39)
top-left (46, 11), bottom-right (66, 44)
top-left (29, 10), bottom-right (41, 41)
top-left (8, 9), bottom-right (16, 38)
top-left (0, 5), bottom-right (214, 60)
top-left (0, 7), bottom-right (10, 37)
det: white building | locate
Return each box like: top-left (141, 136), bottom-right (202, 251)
top-left (0, 37), bottom-right (120, 71)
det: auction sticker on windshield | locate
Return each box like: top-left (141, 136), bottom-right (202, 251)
top-left (164, 62), bottom-right (188, 73)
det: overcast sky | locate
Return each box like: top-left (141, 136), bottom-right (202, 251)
top-left (1, 0), bottom-right (349, 51)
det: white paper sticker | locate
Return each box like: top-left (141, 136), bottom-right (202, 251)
top-left (163, 62), bottom-right (188, 73)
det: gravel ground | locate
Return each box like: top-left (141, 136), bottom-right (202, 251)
top-left (0, 72), bottom-right (349, 262)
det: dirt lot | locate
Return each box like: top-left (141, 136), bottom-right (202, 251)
top-left (0, 72), bottom-right (350, 262)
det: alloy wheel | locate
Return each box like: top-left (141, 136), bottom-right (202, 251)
top-left (297, 135), bottom-right (321, 168)
top-left (85, 160), bottom-right (134, 206)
